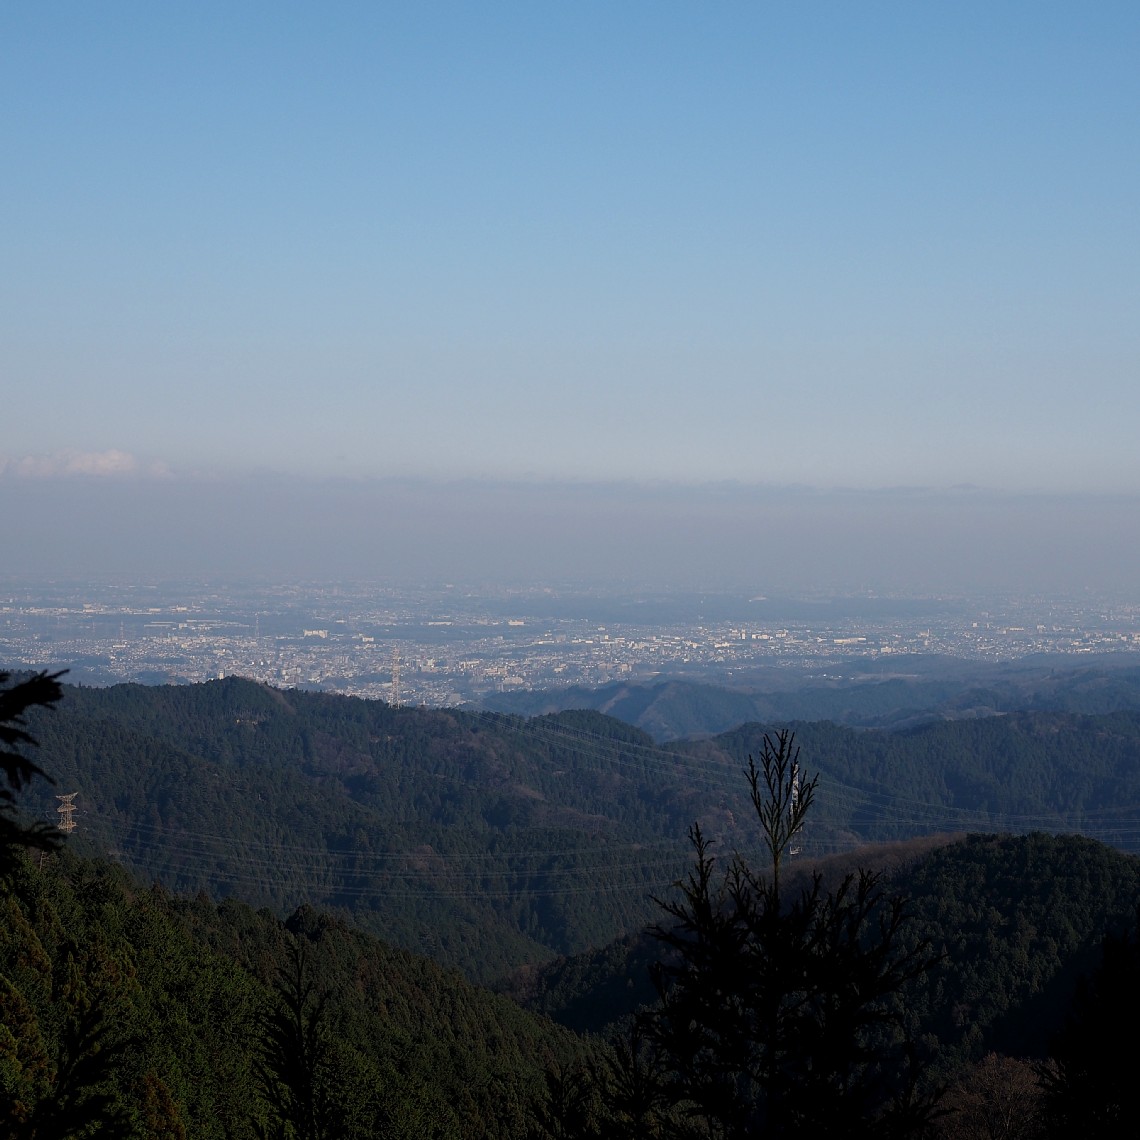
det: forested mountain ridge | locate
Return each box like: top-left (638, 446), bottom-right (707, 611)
top-left (504, 830), bottom-right (1140, 1076)
top-left (700, 711), bottom-right (1140, 849)
top-left (19, 675), bottom-right (1140, 982)
top-left (15, 830), bottom-right (1138, 1138)
top-left (8, 671), bottom-right (1140, 1135)
top-left (22, 678), bottom-right (722, 980)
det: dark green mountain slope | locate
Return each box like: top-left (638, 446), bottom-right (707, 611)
top-left (897, 832), bottom-right (1140, 1067)
top-left (505, 831), bottom-right (1140, 1080)
top-left (0, 849), bottom-right (582, 1138)
top-left (20, 676), bottom-right (1140, 983)
top-left (23, 678), bottom-right (721, 980)
top-left (706, 712), bottom-right (1140, 850)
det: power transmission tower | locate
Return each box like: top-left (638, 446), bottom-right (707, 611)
top-left (56, 792), bottom-right (78, 835)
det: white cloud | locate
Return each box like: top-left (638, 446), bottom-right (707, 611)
top-left (0, 450), bottom-right (170, 479)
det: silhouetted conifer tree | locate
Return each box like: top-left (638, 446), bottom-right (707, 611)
top-left (0, 671), bottom-right (63, 879)
top-left (1040, 916), bottom-right (1140, 1139)
top-left (635, 730), bottom-right (944, 1139)
top-left (1, 669), bottom-right (136, 1137)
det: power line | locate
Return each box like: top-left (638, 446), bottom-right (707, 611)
top-left (58, 703), bottom-right (1140, 902)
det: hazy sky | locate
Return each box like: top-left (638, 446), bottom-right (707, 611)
top-left (4, 474), bottom-right (1139, 597)
top-left (3, 5), bottom-right (1139, 590)
top-left (4, 2), bottom-right (1139, 489)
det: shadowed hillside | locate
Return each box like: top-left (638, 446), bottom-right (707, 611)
top-left (18, 674), bottom-right (1140, 982)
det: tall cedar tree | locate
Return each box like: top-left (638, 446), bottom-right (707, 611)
top-left (640, 730), bottom-right (943, 1139)
top-left (254, 938), bottom-right (341, 1140)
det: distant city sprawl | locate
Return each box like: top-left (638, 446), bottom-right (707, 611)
top-left (2, 579), bottom-right (1139, 706)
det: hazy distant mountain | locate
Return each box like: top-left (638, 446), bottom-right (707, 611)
top-left (481, 658), bottom-right (1140, 740)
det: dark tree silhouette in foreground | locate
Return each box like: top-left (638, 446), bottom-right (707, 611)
top-left (1, 669), bottom-right (138, 1138)
top-left (638, 730), bottom-right (944, 1139)
top-left (0, 670), bottom-right (64, 878)
top-left (1040, 915), bottom-right (1140, 1139)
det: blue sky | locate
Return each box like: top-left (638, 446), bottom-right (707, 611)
top-left (3, 2), bottom-right (1139, 496)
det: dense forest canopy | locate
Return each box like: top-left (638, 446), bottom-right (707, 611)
top-left (5, 670), bottom-right (1140, 1135)
top-left (17, 676), bottom-right (1140, 981)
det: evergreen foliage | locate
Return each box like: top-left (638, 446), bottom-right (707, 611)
top-left (24, 675), bottom-right (1140, 984)
top-left (0, 850), bottom-right (587, 1138)
top-left (516, 831), bottom-right (1140, 1086)
top-left (23, 677), bottom-right (719, 980)
top-left (13, 673), bottom-right (1140, 1133)
top-left (635, 732), bottom-right (943, 1137)
top-left (0, 671), bottom-right (63, 879)
top-left (253, 940), bottom-right (338, 1140)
